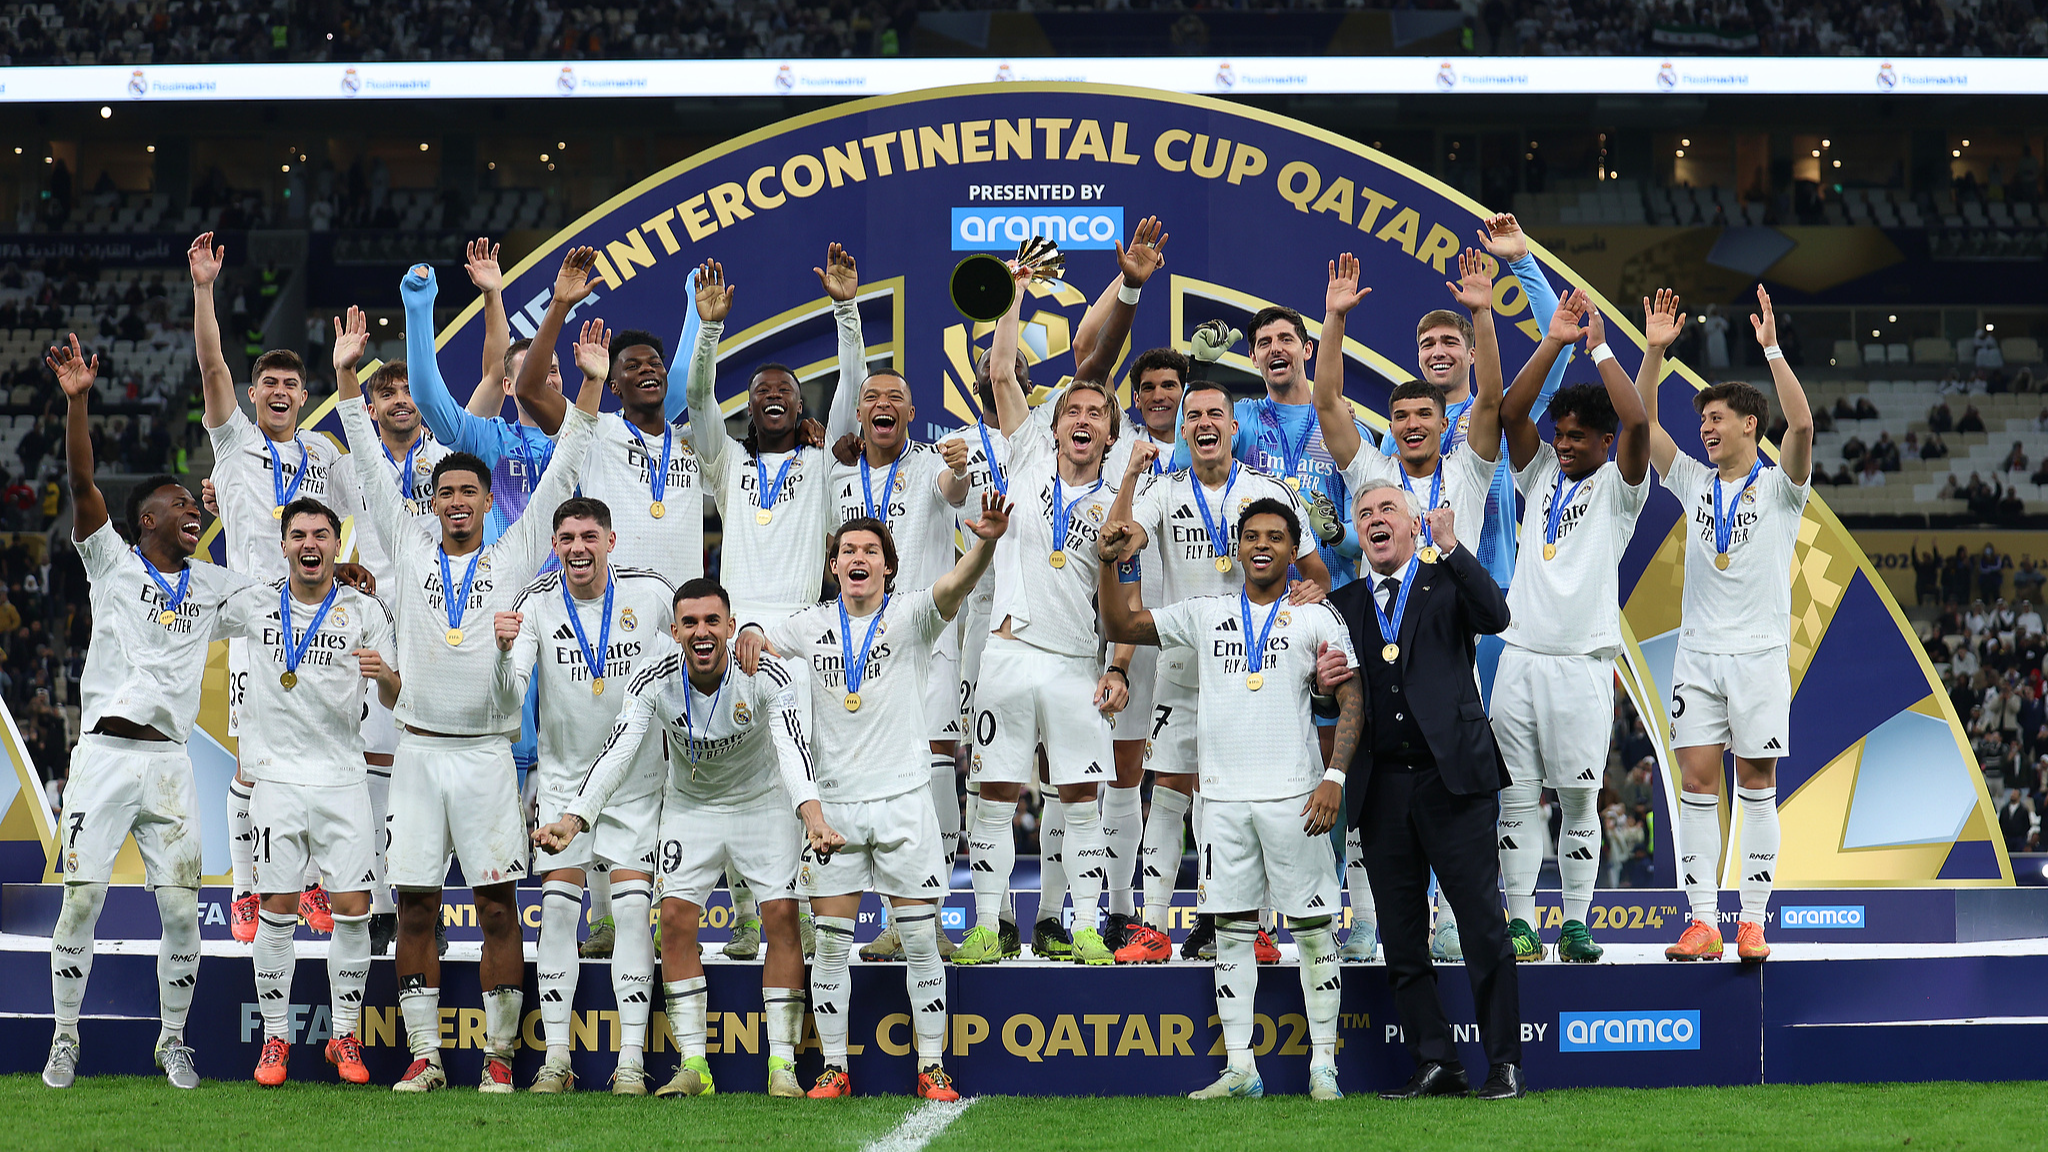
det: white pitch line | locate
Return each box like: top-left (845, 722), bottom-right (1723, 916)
top-left (861, 1097), bottom-right (976, 1152)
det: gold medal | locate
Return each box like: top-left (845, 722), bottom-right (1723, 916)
top-left (271, 506), bottom-right (283, 520)
top-left (1214, 556), bottom-right (1232, 573)
top-left (446, 627), bottom-right (464, 646)
top-left (844, 692), bottom-right (861, 712)
top-left (280, 671), bottom-right (298, 690)
top-left (756, 508), bottom-right (773, 525)
top-left (158, 609), bottom-right (177, 627)
top-left (1543, 543), bottom-right (1557, 561)
top-left (1714, 552), bottom-right (1731, 571)
top-left (592, 679), bottom-right (605, 697)
top-left (1286, 477), bottom-right (1301, 490)
top-left (1381, 642), bottom-right (1400, 663)
top-left (650, 501), bottom-right (666, 520)
top-left (1245, 672), bottom-right (1264, 691)
top-left (1418, 545), bottom-right (1440, 563)
top-left (1049, 550), bottom-right (1067, 569)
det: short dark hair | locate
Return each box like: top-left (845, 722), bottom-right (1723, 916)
top-left (674, 577), bottom-right (730, 610)
top-left (1415, 309), bottom-right (1474, 346)
top-left (609, 330), bottom-right (664, 371)
top-left (365, 360), bottom-right (408, 396)
top-left (503, 337), bottom-right (533, 378)
top-left (251, 349), bottom-right (306, 386)
top-left (1237, 497), bottom-right (1302, 549)
top-left (551, 496), bottom-right (612, 532)
top-left (831, 516), bottom-right (899, 591)
top-left (279, 496), bottom-right (342, 537)
top-left (431, 451), bottom-right (492, 494)
top-left (1132, 347), bottom-right (1190, 387)
top-left (1693, 380), bottom-right (1769, 426)
top-left (1181, 379), bottom-right (1232, 410)
top-left (1249, 306), bottom-right (1308, 345)
top-left (749, 362), bottom-right (797, 389)
top-left (1388, 380), bottom-right (1448, 418)
top-left (125, 473), bottom-right (185, 538)
top-left (1547, 383), bottom-right (1619, 437)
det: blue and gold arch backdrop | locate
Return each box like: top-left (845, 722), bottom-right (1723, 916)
top-left (11, 83), bottom-right (2007, 887)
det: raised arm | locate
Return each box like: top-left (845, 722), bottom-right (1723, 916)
top-left (188, 232), bottom-right (237, 428)
top-left (1582, 305), bottom-right (1652, 486)
top-left (1314, 253), bottom-right (1372, 467)
top-left (49, 336), bottom-right (106, 540)
top-left (989, 263), bottom-right (1034, 438)
top-left (400, 263), bottom-right (502, 461)
top-left (1480, 213), bottom-right (1574, 416)
top-left (1072, 215), bottom-right (1168, 385)
top-left (466, 237), bottom-right (511, 416)
top-left (1752, 285), bottom-right (1813, 486)
top-left (1636, 288), bottom-right (1687, 478)
top-left (510, 247), bottom-right (598, 437)
top-left (818, 243), bottom-right (864, 446)
top-left (1105, 444), bottom-right (1159, 554)
top-left (1094, 522), bottom-right (1159, 645)
top-left (1449, 248), bottom-right (1501, 464)
top-left (334, 307), bottom-right (409, 554)
top-left (498, 333), bottom-right (604, 572)
top-left (1430, 509), bottom-right (1509, 634)
top-left (1502, 288), bottom-right (1589, 471)
top-left (934, 493), bottom-right (1010, 620)
top-left (686, 260), bottom-right (738, 472)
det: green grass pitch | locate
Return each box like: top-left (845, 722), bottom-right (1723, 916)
top-left (5, 1077), bottom-right (2039, 1151)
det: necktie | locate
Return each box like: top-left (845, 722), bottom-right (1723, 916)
top-left (1380, 576), bottom-right (1401, 612)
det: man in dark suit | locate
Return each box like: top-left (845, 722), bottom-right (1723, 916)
top-left (1316, 480), bottom-right (1524, 1100)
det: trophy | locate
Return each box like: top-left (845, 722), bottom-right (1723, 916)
top-left (949, 236), bottom-right (1066, 324)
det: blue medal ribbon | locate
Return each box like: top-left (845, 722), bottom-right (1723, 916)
top-left (266, 432), bottom-right (308, 512)
top-left (1545, 464), bottom-right (1592, 553)
top-left (839, 594), bottom-right (890, 698)
top-left (280, 580), bottom-right (340, 681)
top-left (1257, 399), bottom-right (1314, 485)
top-left (860, 450), bottom-right (905, 526)
top-left (1240, 589), bottom-right (1283, 680)
top-left (135, 548), bottom-right (190, 619)
top-left (628, 421), bottom-right (673, 505)
top-left (1051, 473), bottom-right (1103, 555)
top-left (755, 449), bottom-right (799, 515)
top-left (562, 571), bottom-right (615, 690)
top-left (977, 423), bottom-right (1008, 496)
top-left (1189, 460), bottom-right (1240, 564)
top-left (1712, 458), bottom-right (1765, 558)
top-left (681, 660), bottom-right (728, 767)
top-left (1400, 463), bottom-right (1444, 549)
top-left (381, 435), bottom-right (422, 503)
top-left (438, 546), bottom-right (483, 636)
top-left (1371, 555), bottom-right (1420, 656)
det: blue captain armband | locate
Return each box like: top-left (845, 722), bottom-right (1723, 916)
top-left (1116, 556), bottom-right (1142, 584)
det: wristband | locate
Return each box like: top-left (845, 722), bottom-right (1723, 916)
top-left (1105, 665), bottom-right (1128, 683)
top-left (1322, 767), bottom-right (1347, 785)
top-left (1589, 343), bottom-right (1616, 365)
top-left (1764, 344), bottom-right (1785, 361)
top-left (1118, 283), bottom-right (1143, 305)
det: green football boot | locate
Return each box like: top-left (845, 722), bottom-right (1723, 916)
top-left (579, 915), bottom-right (616, 959)
top-left (723, 916), bottom-right (762, 960)
top-left (1508, 918), bottom-right (1544, 963)
top-left (1557, 919), bottom-right (1605, 963)
top-left (1070, 926), bottom-right (1115, 965)
top-left (950, 925), bottom-right (1006, 965)
top-left (1031, 918), bottom-right (1073, 959)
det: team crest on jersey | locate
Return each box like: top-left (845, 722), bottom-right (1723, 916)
top-left (1277, 610), bottom-right (1291, 626)
top-left (66, 851), bottom-right (77, 872)
top-left (478, 556), bottom-right (493, 571)
top-left (799, 863), bottom-right (813, 886)
top-left (1085, 503), bottom-right (1106, 524)
top-left (1457, 411), bottom-right (1472, 433)
top-left (733, 700), bottom-right (752, 726)
top-left (620, 608), bottom-right (638, 632)
top-left (1742, 488), bottom-right (1757, 504)
top-left (332, 606), bottom-right (349, 628)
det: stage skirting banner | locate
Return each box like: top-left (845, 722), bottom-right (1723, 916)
top-left (0, 83), bottom-right (2007, 891)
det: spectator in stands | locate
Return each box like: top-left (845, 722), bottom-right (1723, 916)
top-left (1929, 399), bottom-right (1955, 432)
top-left (1941, 370), bottom-right (1971, 396)
top-left (1920, 623), bottom-right (1950, 667)
top-left (1939, 601), bottom-right (1967, 639)
top-left (2015, 367), bottom-right (2036, 394)
top-left (1841, 433), bottom-right (1867, 463)
top-left (1858, 456), bottom-right (1886, 487)
top-left (1951, 668), bottom-right (1981, 717)
top-left (1999, 790), bottom-right (2033, 854)
top-left (1981, 544), bottom-right (2014, 600)
top-left (2007, 441), bottom-right (2032, 474)
top-left (1959, 404), bottom-right (1987, 433)
top-left (1701, 307), bottom-right (1730, 370)
top-left (1854, 396), bottom-right (1881, 420)
top-left (1976, 327), bottom-right (2006, 377)
top-left (1996, 599), bottom-right (2020, 636)
top-left (1875, 432), bottom-right (1902, 471)
top-left (1829, 462), bottom-right (1855, 487)
top-left (1938, 475), bottom-right (1962, 499)
top-left (1912, 540), bottom-right (1944, 605)
top-left (2002, 484), bottom-right (2027, 523)
top-left (2021, 686), bottom-right (2047, 763)
top-left (1922, 432), bottom-right (1950, 461)
top-left (1767, 414), bottom-right (1788, 444)
top-left (1968, 599), bottom-right (1993, 637)
top-left (2018, 560), bottom-right (2046, 607)
top-left (1834, 395), bottom-right (1858, 421)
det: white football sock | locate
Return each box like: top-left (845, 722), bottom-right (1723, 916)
top-left (482, 984), bottom-right (523, 1062)
top-left (810, 916), bottom-right (856, 1065)
top-left (1140, 787), bottom-right (1191, 931)
top-left (329, 912), bottom-right (371, 1036)
top-left (931, 755), bottom-right (961, 862)
top-left (895, 907), bottom-right (947, 1064)
top-left (1737, 786), bottom-right (1780, 925)
top-left (610, 878), bottom-right (654, 1067)
top-left (969, 796), bottom-right (1016, 933)
top-left (365, 768), bottom-right (395, 915)
top-left (538, 879), bottom-right (582, 1059)
top-left (1214, 919), bottom-right (1259, 1073)
top-left (1556, 786), bottom-right (1603, 925)
top-left (764, 986), bottom-right (805, 1064)
top-left (254, 909), bottom-right (298, 1040)
top-left (50, 882), bottom-right (107, 1040)
top-left (1102, 785), bottom-right (1142, 919)
top-left (398, 980), bottom-right (441, 1061)
top-left (589, 867), bottom-right (613, 922)
top-left (1679, 791), bottom-right (1723, 924)
top-left (663, 976), bottom-right (708, 1059)
top-left (1037, 786), bottom-right (1068, 927)
top-left (1060, 799), bottom-right (1106, 935)
top-left (227, 781), bottom-right (254, 895)
top-left (1498, 778), bottom-right (1543, 926)
top-left (1344, 826), bottom-right (1376, 937)
top-left (154, 886), bottom-right (200, 1048)
top-left (1191, 792), bottom-right (1206, 856)
top-left (1292, 920), bottom-right (1341, 1068)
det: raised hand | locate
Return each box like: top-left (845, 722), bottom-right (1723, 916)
top-left (332, 305), bottom-right (369, 372)
top-left (1422, 505), bottom-right (1458, 554)
top-left (1548, 288), bottom-right (1591, 344)
top-left (814, 242), bottom-right (858, 303)
top-left (941, 436), bottom-right (971, 476)
top-left (1446, 247), bottom-right (1494, 313)
top-left (464, 237), bottom-right (504, 292)
top-left (1095, 519), bottom-right (1138, 562)
top-left (1124, 438), bottom-right (1160, 479)
top-left (1584, 304), bottom-right (1608, 350)
top-left (694, 259), bottom-right (735, 322)
top-left (1115, 215), bottom-right (1169, 287)
top-left (832, 433), bottom-right (864, 467)
top-left (1326, 252), bottom-right (1372, 317)
top-left (187, 232), bottom-right (224, 287)
top-left (45, 334), bottom-right (98, 400)
top-left (552, 246), bottom-right (599, 309)
top-left (966, 492), bottom-right (1012, 541)
top-left (201, 477), bottom-right (220, 516)
top-left (1642, 287), bottom-right (1687, 351)
top-left (1477, 213), bottom-right (1529, 263)
top-left (572, 317), bottom-right (611, 382)
top-left (1750, 283), bottom-right (1778, 348)
top-left (494, 610), bottom-right (522, 651)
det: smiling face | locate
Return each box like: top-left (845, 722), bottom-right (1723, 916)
top-left (1237, 512), bottom-right (1298, 592)
top-left (1135, 368), bottom-right (1184, 437)
top-left (139, 483), bottom-right (204, 558)
top-left (1251, 318), bottom-right (1312, 394)
top-left (1415, 324), bottom-right (1472, 391)
top-left (1055, 382), bottom-right (1117, 469)
top-left (1388, 393), bottom-right (1448, 470)
top-left (504, 348), bottom-right (563, 400)
top-left (248, 367), bottom-right (307, 439)
top-left (858, 373), bottom-right (914, 453)
top-left (1181, 385), bottom-right (1236, 468)
top-left (748, 368), bottom-right (801, 441)
top-left (432, 465), bottom-right (493, 548)
top-left (609, 344), bottom-right (668, 414)
top-left (1697, 399), bottom-right (1757, 465)
top-left (368, 370), bottom-right (419, 438)
top-left (1354, 485), bottom-right (1420, 572)
top-left (552, 515), bottom-right (614, 597)
top-left (671, 595), bottom-right (734, 680)
top-left (281, 512), bottom-right (339, 588)
top-left (1553, 412), bottom-right (1615, 480)
top-left (831, 528), bottom-right (893, 603)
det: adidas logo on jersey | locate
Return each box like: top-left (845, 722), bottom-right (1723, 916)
top-left (1172, 506), bottom-right (1194, 519)
top-left (1763, 737), bottom-right (1783, 751)
top-left (554, 624), bottom-right (576, 640)
top-left (1306, 894), bottom-right (1326, 909)
top-left (818, 630), bottom-right (837, 645)
top-left (1567, 846), bottom-right (1595, 861)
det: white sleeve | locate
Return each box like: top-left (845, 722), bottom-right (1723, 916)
top-left (1340, 448), bottom-right (1398, 499)
top-left (76, 519), bottom-right (127, 579)
top-left (339, 399), bottom-right (410, 561)
top-left (1151, 601), bottom-right (1194, 650)
top-left (498, 589), bottom-right (542, 703)
top-left (686, 318), bottom-right (732, 476)
top-left (1775, 464), bottom-right (1811, 513)
top-left (761, 660), bottom-right (819, 810)
top-left (366, 593), bottom-right (399, 669)
top-left (1510, 443), bottom-right (1557, 499)
top-left (1131, 473), bottom-right (1169, 537)
top-left (907, 588), bottom-right (946, 647)
top-left (1659, 447), bottom-right (1709, 498)
top-left (206, 406), bottom-right (251, 457)
top-left (825, 300), bottom-right (863, 447)
top-left (500, 405), bottom-right (599, 580)
top-left (1319, 604), bottom-right (1360, 667)
top-left (567, 686), bottom-right (654, 829)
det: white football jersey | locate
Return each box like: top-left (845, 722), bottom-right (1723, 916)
top-left (1342, 442), bottom-right (1491, 557)
top-left (1504, 446), bottom-right (1650, 659)
top-left (349, 424), bottom-right (451, 577)
top-left (221, 579), bottom-right (397, 785)
top-left (1151, 595), bottom-right (1357, 801)
top-left (989, 419), bottom-right (1120, 660)
top-left (581, 412), bottom-right (706, 583)
top-left (208, 408), bottom-right (361, 581)
top-left (1661, 452), bottom-right (1810, 654)
top-left (764, 589), bottom-right (949, 803)
top-left (936, 421), bottom-right (1010, 623)
top-left (829, 442), bottom-right (961, 593)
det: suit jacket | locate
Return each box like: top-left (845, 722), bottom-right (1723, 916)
top-left (1331, 542), bottom-right (1512, 807)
